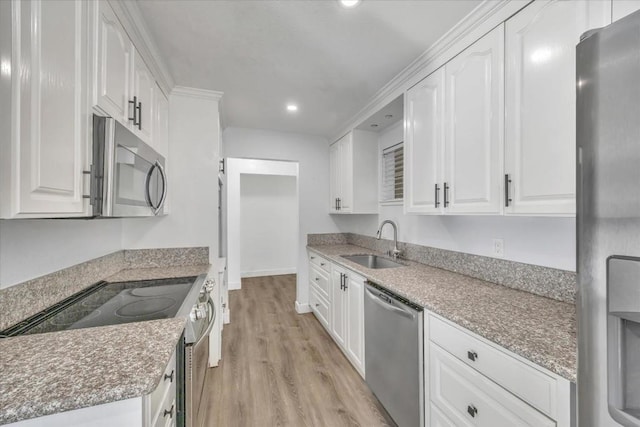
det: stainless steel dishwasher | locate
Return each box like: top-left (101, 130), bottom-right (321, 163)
top-left (365, 281), bottom-right (424, 427)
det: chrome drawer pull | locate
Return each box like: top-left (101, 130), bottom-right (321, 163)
top-left (467, 404), bottom-right (477, 418)
top-left (164, 370), bottom-right (174, 382)
top-left (164, 404), bottom-right (174, 419)
top-left (467, 350), bottom-right (478, 362)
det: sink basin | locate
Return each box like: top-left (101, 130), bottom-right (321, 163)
top-left (341, 254), bottom-right (403, 269)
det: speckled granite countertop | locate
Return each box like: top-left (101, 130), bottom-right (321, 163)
top-left (0, 263), bottom-right (211, 425)
top-left (308, 244), bottom-right (576, 382)
top-left (0, 318), bottom-right (186, 425)
top-left (105, 264), bottom-right (211, 283)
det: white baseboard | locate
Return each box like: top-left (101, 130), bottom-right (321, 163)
top-left (224, 310), bottom-right (230, 324)
top-left (229, 281), bottom-right (241, 291)
top-left (295, 301), bottom-right (311, 314)
top-left (241, 268), bottom-right (297, 278)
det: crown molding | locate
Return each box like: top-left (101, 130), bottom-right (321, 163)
top-left (331, 0), bottom-right (532, 142)
top-left (172, 86), bottom-right (224, 101)
top-left (109, 0), bottom-right (175, 96)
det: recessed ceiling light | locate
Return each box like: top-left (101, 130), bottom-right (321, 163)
top-left (385, 114), bottom-right (393, 119)
top-left (340, 0), bottom-right (361, 8)
top-left (286, 104), bottom-right (298, 112)
top-left (370, 123), bottom-right (378, 128)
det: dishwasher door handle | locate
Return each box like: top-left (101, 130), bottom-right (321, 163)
top-left (365, 287), bottom-right (415, 320)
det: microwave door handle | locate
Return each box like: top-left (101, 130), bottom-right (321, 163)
top-left (153, 161), bottom-right (168, 215)
top-left (144, 162), bottom-right (157, 211)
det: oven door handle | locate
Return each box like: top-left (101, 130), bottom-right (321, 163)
top-left (193, 294), bottom-right (216, 348)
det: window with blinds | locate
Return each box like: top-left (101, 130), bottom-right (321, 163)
top-left (381, 143), bottom-right (404, 202)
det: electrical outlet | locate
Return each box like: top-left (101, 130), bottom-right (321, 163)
top-left (493, 239), bottom-right (504, 258)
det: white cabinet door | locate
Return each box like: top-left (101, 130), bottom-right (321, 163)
top-left (339, 134), bottom-right (353, 213)
top-left (1, 0), bottom-right (89, 218)
top-left (330, 266), bottom-right (347, 348)
top-left (505, 0), bottom-right (609, 215)
top-left (444, 25), bottom-right (504, 214)
top-left (154, 85), bottom-right (169, 158)
top-left (131, 48), bottom-right (155, 143)
top-left (613, 0), bottom-right (640, 22)
top-left (404, 68), bottom-right (445, 214)
top-left (329, 141), bottom-right (341, 212)
top-left (94, 0), bottom-right (131, 124)
top-left (346, 272), bottom-right (365, 376)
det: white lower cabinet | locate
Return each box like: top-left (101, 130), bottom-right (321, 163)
top-left (307, 252), bottom-right (365, 377)
top-left (426, 314), bottom-right (573, 427)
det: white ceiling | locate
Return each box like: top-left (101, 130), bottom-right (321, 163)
top-left (137, 0), bottom-right (482, 138)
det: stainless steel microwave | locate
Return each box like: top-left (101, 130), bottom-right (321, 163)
top-left (90, 115), bottom-right (167, 217)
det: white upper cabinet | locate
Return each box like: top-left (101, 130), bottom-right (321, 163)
top-left (154, 85), bottom-right (169, 158)
top-left (404, 68), bottom-right (445, 215)
top-left (0, 0), bottom-right (89, 218)
top-left (93, 1), bottom-right (163, 147)
top-left (329, 130), bottom-right (378, 214)
top-left (94, 0), bottom-right (131, 124)
top-left (612, 0), bottom-right (640, 22)
top-left (404, 25), bottom-right (503, 216)
top-left (504, 0), bottom-right (609, 216)
top-left (131, 48), bottom-right (155, 143)
top-left (444, 24), bottom-right (504, 214)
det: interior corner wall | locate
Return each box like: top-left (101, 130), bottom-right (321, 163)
top-left (0, 218), bottom-right (122, 289)
top-left (240, 174), bottom-right (297, 277)
top-left (332, 120), bottom-right (577, 272)
top-left (120, 92), bottom-right (220, 263)
top-left (222, 127), bottom-right (340, 307)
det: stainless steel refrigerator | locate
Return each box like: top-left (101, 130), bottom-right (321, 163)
top-left (577, 10), bottom-right (640, 427)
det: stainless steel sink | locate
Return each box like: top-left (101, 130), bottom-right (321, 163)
top-left (341, 254), bottom-right (403, 269)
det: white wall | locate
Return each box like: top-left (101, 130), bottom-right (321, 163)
top-left (355, 121), bottom-right (577, 271)
top-left (0, 219), bottom-right (122, 288)
top-left (240, 174), bottom-right (297, 277)
top-left (121, 88), bottom-right (221, 263)
top-left (223, 127), bottom-right (340, 309)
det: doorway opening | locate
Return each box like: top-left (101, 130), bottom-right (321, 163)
top-left (226, 158), bottom-right (299, 291)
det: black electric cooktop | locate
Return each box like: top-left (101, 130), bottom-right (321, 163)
top-left (1, 276), bottom-right (197, 337)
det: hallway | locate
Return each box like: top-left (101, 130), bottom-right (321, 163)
top-left (198, 274), bottom-right (393, 427)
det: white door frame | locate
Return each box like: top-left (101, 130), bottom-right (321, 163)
top-left (226, 158), bottom-right (299, 291)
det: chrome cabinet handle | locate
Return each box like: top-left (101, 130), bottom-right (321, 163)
top-left (128, 96), bottom-right (137, 123)
top-left (136, 101), bottom-right (142, 130)
top-left (164, 404), bottom-right (174, 419)
top-left (435, 183), bottom-right (440, 208)
top-left (505, 174), bottom-right (512, 207)
top-left (467, 351), bottom-right (478, 362)
top-left (164, 370), bottom-right (174, 382)
top-left (310, 256), bottom-right (316, 260)
top-left (467, 404), bottom-right (477, 418)
top-left (315, 277), bottom-right (319, 281)
top-left (337, 198), bottom-right (341, 210)
top-left (444, 182), bottom-right (450, 207)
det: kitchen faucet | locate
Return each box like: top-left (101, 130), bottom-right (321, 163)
top-left (376, 220), bottom-right (401, 260)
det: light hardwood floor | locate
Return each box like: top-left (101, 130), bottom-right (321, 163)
top-left (198, 274), bottom-right (394, 427)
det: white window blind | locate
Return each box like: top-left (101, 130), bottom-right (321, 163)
top-left (381, 143), bottom-right (404, 202)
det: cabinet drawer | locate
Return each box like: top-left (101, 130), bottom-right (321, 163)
top-left (309, 265), bottom-right (330, 297)
top-left (309, 252), bottom-right (331, 274)
top-left (431, 403), bottom-right (457, 427)
top-left (149, 350), bottom-right (177, 425)
top-left (430, 315), bottom-right (557, 417)
top-left (153, 397), bottom-right (176, 427)
top-left (310, 285), bottom-right (330, 331)
top-left (431, 343), bottom-right (555, 427)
